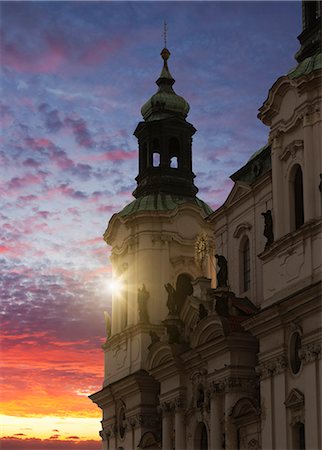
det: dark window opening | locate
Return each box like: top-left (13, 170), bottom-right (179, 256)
top-left (294, 422), bottom-right (305, 450)
top-left (290, 332), bottom-right (302, 374)
top-left (200, 423), bottom-right (208, 450)
top-left (169, 137), bottom-right (180, 169)
top-left (151, 139), bottom-right (160, 167)
top-left (294, 166), bottom-right (304, 229)
top-left (242, 238), bottom-right (250, 292)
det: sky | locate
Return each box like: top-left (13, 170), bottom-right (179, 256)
top-left (1, 1), bottom-right (301, 448)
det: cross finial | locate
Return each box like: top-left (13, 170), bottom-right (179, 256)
top-left (163, 21), bottom-right (168, 48)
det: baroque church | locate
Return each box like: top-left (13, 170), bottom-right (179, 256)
top-left (90, 2), bottom-right (322, 449)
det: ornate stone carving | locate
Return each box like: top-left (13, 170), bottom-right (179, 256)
top-left (164, 282), bottom-right (178, 316)
top-left (279, 140), bottom-right (304, 161)
top-left (257, 354), bottom-right (288, 379)
top-left (159, 400), bottom-right (175, 414)
top-left (195, 232), bottom-right (210, 274)
top-left (233, 222), bottom-right (252, 239)
top-left (211, 376), bottom-right (258, 394)
top-left (99, 429), bottom-right (110, 441)
top-left (127, 413), bottom-right (160, 428)
top-left (261, 210), bottom-right (274, 248)
top-left (299, 342), bottom-right (321, 364)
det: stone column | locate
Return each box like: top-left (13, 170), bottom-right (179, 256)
top-left (271, 132), bottom-right (285, 239)
top-left (161, 403), bottom-right (173, 450)
top-left (210, 392), bottom-right (223, 450)
top-left (174, 405), bottom-right (186, 450)
top-left (224, 390), bottom-right (238, 450)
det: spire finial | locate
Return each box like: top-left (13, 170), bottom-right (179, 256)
top-left (163, 21), bottom-right (168, 48)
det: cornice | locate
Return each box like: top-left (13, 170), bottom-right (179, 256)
top-left (244, 282), bottom-right (321, 337)
top-left (258, 217), bottom-right (322, 262)
top-left (258, 69), bottom-right (321, 127)
top-left (256, 353), bottom-right (288, 380)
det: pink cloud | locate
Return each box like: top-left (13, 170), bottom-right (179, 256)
top-left (1, 35), bottom-right (67, 74)
top-left (0, 437), bottom-right (100, 450)
top-left (6, 172), bottom-right (47, 191)
top-left (88, 149), bottom-right (137, 163)
top-left (79, 37), bottom-right (124, 65)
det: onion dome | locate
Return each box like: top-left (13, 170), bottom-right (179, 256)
top-left (141, 47), bottom-right (190, 121)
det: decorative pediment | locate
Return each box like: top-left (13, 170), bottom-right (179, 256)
top-left (279, 140), bottom-right (304, 161)
top-left (231, 397), bottom-right (259, 421)
top-left (146, 342), bottom-right (173, 371)
top-left (137, 431), bottom-right (161, 449)
top-left (233, 222), bottom-right (252, 238)
top-left (190, 315), bottom-right (223, 347)
top-left (225, 183), bottom-right (251, 208)
top-left (285, 388), bottom-right (304, 409)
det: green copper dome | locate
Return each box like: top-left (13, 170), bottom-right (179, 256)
top-left (141, 48), bottom-right (190, 121)
top-left (288, 52), bottom-right (321, 79)
top-left (119, 193), bottom-right (213, 218)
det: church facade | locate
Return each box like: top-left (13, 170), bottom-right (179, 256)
top-left (90, 2), bottom-right (322, 449)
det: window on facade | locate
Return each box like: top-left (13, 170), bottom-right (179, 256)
top-left (242, 238), bottom-right (251, 292)
top-left (294, 165), bottom-right (304, 229)
top-left (290, 332), bottom-right (302, 374)
top-left (293, 422), bottom-right (305, 450)
top-left (200, 424), bottom-right (208, 450)
top-left (194, 422), bottom-right (208, 450)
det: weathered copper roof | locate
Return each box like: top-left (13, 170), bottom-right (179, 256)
top-left (141, 47), bottom-right (190, 121)
top-left (118, 193), bottom-right (213, 218)
top-left (288, 52), bottom-right (321, 79)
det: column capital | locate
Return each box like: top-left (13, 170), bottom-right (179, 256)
top-left (257, 353), bottom-right (288, 380)
top-left (299, 341), bottom-right (321, 365)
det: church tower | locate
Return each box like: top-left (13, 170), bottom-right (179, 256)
top-left (90, 46), bottom-right (214, 448)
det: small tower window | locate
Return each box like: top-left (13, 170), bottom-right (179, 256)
top-left (170, 156), bottom-right (178, 168)
top-left (151, 139), bottom-right (160, 167)
top-left (153, 152), bottom-right (160, 167)
top-left (242, 238), bottom-right (250, 292)
top-left (169, 137), bottom-right (180, 169)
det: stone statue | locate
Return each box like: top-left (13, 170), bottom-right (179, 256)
top-left (164, 282), bottom-right (178, 315)
top-left (215, 254), bottom-right (228, 288)
top-left (149, 330), bottom-right (160, 346)
top-left (165, 323), bottom-right (181, 344)
top-left (262, 210), bottom-right (274, 248)
top-left (138, 284), bottom-right (149, 323)
top-left (104, 311), bottom-right (111, 338)
top-left (198, 304), bottom-right (208, 321)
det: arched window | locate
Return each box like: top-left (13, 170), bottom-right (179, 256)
top-left (152, 152), bottom-right (160, 167)
top-left (294, 165), bottom-right (304, 229)
top-left (242, 238), bottom-right (250, 292)
top-left (194, 422), bottom-right (208, 450)
top-left (169, 137), bottom-right (180, 169)
top-left (293, 422), bottom-right (305, 450)
top-left (151, 139), bottom-right (160, 167)
top-left (290, 331), bottom-right (302, 375)
top-left (170, 156), bottom-right (178, 168)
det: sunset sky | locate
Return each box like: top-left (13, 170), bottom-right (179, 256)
top-left (1, 1), bottom-right (300, 448)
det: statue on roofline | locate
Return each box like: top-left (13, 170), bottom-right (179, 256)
top-left (215, 254), bottom-right (228, 288)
